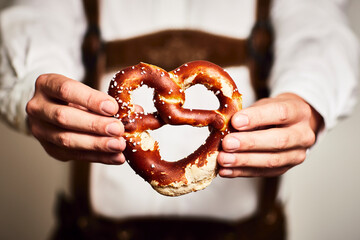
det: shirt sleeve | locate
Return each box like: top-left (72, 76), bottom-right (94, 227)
top-left (270, 0), bottom-right (359, 129)
top-left (0, 0), bottom-right (86, 133)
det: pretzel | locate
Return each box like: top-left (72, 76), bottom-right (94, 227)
top-left (108, 60), bottom-right (242, 196)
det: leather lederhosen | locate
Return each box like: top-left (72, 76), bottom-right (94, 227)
top-left (51, 1), bottom-right (286, 239)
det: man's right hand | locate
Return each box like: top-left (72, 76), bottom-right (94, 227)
top-left (26, 74), bottom-right (126, 164)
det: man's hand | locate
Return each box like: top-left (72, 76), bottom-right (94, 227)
top-left (217, 93), bottom-right (323, 177)
top-left (26, 74), bottom-right (126, 164)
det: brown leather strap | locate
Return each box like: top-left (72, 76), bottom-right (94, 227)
top-left (82, 0), bottom-right (100, 27)
top-left (256, 0), bottom-right (272, 21)
top-left (104, 30), bottom-right (248, 72)
top-left (81, 0), bottom-right (103, 89)
top-left (247, 0), bottom-right (274, 100)
top-left (72, 0), bottom-right (104, 215)
top-left (79, 0), bottom-right (278, 221)
top-left (247, 0), bottom-right (280, 219)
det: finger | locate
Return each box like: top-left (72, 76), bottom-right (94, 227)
top-left (40, 141), bottom-right (126, 164)
top-left (30, 118), bottom-right (126, 152)
top-left (36, 74), bottom-right (118, 116)
top-left (68, 102), bottom-right (90, 112)
top-left (222, 126), bottom-right (315, 152)
top-left (218, 166), bottom-right (291, 178)
top-left (217, 149), bottom-right (306, 169)
top-left (134, 104), bottom-right (144, 113)
top-left (32, 99), bottom-right (124, 136)
top-left (231, 99), bottom-right (304, 130)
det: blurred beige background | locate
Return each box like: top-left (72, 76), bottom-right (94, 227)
top-left (1, 2), bottom-right (360, 240)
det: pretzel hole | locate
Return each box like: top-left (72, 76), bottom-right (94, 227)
top-left (183, 84), bottom-right (220, 110)
top-left (130, 83), bottom-right (216, 162)
top-left (130, 85), bottom-right (156, 114)
top-left (149, 125), bottom-right (210, 162)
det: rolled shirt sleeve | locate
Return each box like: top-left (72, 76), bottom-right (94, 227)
top-left (270, 0), bottom-right (359, 129)
top-left (0, 0), bottom-right (86, 133)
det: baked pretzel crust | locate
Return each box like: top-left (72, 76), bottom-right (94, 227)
top-left (108, 61), bottom-right (242, 196)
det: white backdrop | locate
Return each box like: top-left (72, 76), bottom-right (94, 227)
top-left (0, 1), bottom-right (360, 240)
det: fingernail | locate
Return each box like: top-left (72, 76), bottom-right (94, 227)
top-left (224, 137), bottom-right (240, 150)
top-left (232, 113), bottom-right (249, 129)
top-left (221, 153), bottom-right (235, 166)
top-left (107, 139), bottom-right (122, 151)
top-left (101, 100), bottom-right (117, 115)
top-left (106, 122), bottom-right (122, 136)
top-left (220, 168), bottom-right (233, 176)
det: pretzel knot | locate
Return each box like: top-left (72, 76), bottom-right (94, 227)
top-left (108, 60), bottom-right (242, 196)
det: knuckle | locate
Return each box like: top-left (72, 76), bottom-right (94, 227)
top-left (85, 93), bottom-right (94, 110)
top-left (249, 137), bottom-right (256, 150)
top-left (26, 99), bottom-right (37, 116)
top-left (275, 134), bottom-right (289, 150)
top-left (58, 80), bottom-right (72, 100)
top-left (238, 155), bottom-right (249, 167)
top-left (92, 139), bottom-right (104, 152)
top-left (35, 74), bottom-right (48, 88)
top-left (302, 104), bottom-right (312, 119)
top-left (244, 135), bottom-right (256, 150)
top-left (89, 118), bottom-right (101, 133)
top-left (268, 153), bottom-right (282, 168)
top-left (53, 108), bottom-right (68, 126)
top-left (307, 131), bottom-right (316, 147)
top-left (303, 130), bottom-right (316, 147)
top-left (277, 102), bottom-right (290, 122)
top-left (57, 132), bottom-right (71, 148)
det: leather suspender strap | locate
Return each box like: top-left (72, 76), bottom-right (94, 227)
top-left (82, 0), bottom-right (100, 29)
top-left (256, 0), bottom-right (272, 22)
top-left (69, 0), bottom-right (104, 216)
top-left (81, 0), bottom-right (104, 90)
top-left (247, 0), bottom-right (274, 100)
top-left (104, 30), bottom-right (248, 72)
top-left (79, 0), bottom-right (279, 221)
top-left (70, 0), bottom-right (105, 216)
top-left (248, 0), bottom-right (281, 220)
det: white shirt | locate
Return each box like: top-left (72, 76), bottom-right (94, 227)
top-left (0, 0), bottom-right (358, 220)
